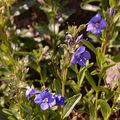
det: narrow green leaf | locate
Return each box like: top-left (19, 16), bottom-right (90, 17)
top-left (0, 25), bottom-right (7, 42)
top-left (67, 24), bottom-right (86, 37)
top-left (78, 63), bottom-right (93, 87)
top-left (2, 108), bottom-right (13, 116)
top-left (89, 103), bottom-right (96, 120)
top-left (54, 79), bottom-right (61, 94)
top-left (85, 70), bottom-right (97, 91)
top-left (0, 44), bottom-right (9, 53)
top-left (96, 47), bottom-right (105, 68)
top-left (70, 64), bottom-right (78, 73)
top-left (98, 99), bottom-right (111, 120)
top-left (81, 40), bottom-right (96, 54)
top-left (91, 70), bottom-right (98, 75)
top-left (111, 55), bottom-right (120, 62)
top-left (83, 97), bottom-right (96, 120)
top-left (20, 104), bottom-right (30, 114)
top-left (63, 94), bottom-right (82, 119)
top-left (76, 24), bottom-right (86, 34)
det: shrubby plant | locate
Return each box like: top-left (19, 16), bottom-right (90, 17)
top-left (0, 0), bottom-right (120, 120)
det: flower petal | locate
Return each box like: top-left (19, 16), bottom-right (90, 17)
top-left (76, 34), bottom-right (83, 43)
top-left (99, 19), bottom-right (106, 29)
top-left (70, 54), bottom-right (77, 64)
top-left (75, 46), bottom-right (86, 56)
top-left (90, 13), bottom-right (101, 23)
top-left (77, 57), bottom-right (86, 66)
top-left (108, 8), bottom-right (115, 16)
top-left (86, 23), bottom-right (96, 32)
top-left (48, 96), bottom-right (56, 107)
top-left (26, 88), bottom-right (39, 99)
top-left (40, 90), bottom-right (52, 99)
top-left (34, 94), bottom-right (42, 104)
top-left (81, 51), bottom-right (91, 60)
top-left (94, 29), bottom-right (101, 35)
top-left (55, 95), bottom-right (65, 106)
top-left (40, 102), bottom-right (49, 110)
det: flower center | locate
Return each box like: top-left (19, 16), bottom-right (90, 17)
top-left (95, 22), bottom-right (100, 27)
top-left (43, 98), bottom-right (48, 102)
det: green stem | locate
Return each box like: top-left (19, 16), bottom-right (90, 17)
top-left (62, 68), bottom-right (67, 97)
top-left (101, 39), bottom-right (108, 55)
top-left (95, 91), bottom-right (98, 120)
top-left (39, 66), bottom-right (44, 85)
top-left (62, 79), bottom-right (65, 97)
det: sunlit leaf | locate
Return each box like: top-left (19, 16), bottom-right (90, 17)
top-left (98, 99), bottom-right (111, 120)
top-left (63, 94), bottom-right (82, 119)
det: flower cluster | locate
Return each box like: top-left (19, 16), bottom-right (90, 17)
top-left (70, 46), bottom-right (91, 66)
top-left (66, 34), bottom-right (91, 66)
top-left (86, 13), bottom-right (106, 35)
top-left (66, 33), bottom-right (83, 45)
top-left (26, 88), bottom-right (64, 110)
top-left (66, 13), bottom-right (106, 66)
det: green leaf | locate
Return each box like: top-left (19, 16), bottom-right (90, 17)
top-left (111, 55), bottom-right (120, 62)
top-left (85, 70), bottom-right (97, 91)
top-left (91, 70), bottom-right (98, 75)
top-left (0, 25), bottom-right (7, 42)
top-left (113, 14), bottom-right (120, 24)
top-left (66, 80), bottom-right (80, 93)
top-left (109, 0), bottom-right (116, 7)
top-left (98, 99), bottom-right (111, 120)
top-left (67, 25), bottom-right (77, 36)
top-left (89, 103), bottom-right (96, 120)
top-left (0, 109), bottom-right (8, 120)
top-left (76, 24), bottom-right (86, 34)
top-left (20, 104), bottom-right (30, 114)
top-left (81, 40), bottom-right (96, 54)
top-left (29, 58), bottom-right (40, 73)
top-left (99, 63), bottom-right (115, 78)
top-left (83, 97), bottom-right (96, 120)
top-left (0, 44), bottom-right (9, 53)
top-left (67, 24), bottom-right (86, 37)
top-left (96, 47), bottom-right (105, 68)
top-left (63, 94), bottom-right (82, 119)
top-left (2, 108), bottom-right (13, 116)
top-left (78, 63), bottom-right (93, 87)
top-left (53, 79), bottom-right (61, 94)
top-left (70, 64), bottom-right (78, 73)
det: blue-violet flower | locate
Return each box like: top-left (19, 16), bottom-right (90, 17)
top-left (86, 13), bottom-right (106, 35)
top-left (55, 95), bottom-right (65, 106)
top-left (26, 87), bottom-right (39, 99)
top-left (66, 33), bottom-right (73, 44)
top-left (34, 90), bottom-right (56, 110)
top-left (70, 46), bottom-right (91, 66)
top-left (76, 34), bottom-right (83, 43)
top-left (108, 8), bottom-right (115, 16)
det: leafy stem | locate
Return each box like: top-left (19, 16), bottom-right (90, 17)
top-left (62, 67), bottom-right (68, 97)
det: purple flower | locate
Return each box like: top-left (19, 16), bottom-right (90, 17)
top-left (34, 90), bottom-right (56, 110)
top-left (70, 46), bottom-right (91, 66)
top-left (76, 34), bottom-right (83, 43)
top-left (108, 8), bottom-right (115, 16)
top-left (66, 33), bottom-right (74, 44)
top-left (55, 95), bottom-right (65, 106)
top-left (86, 13), bottom-right (106, 35)
top-left (26, 87), bottom-right (39, 99)
top-left (66, 33), bottom-right (83, 44)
